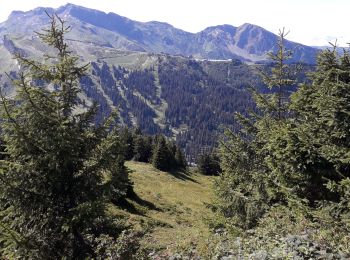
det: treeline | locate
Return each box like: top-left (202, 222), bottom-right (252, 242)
top-left (118, 127), bottom-right (187, 171)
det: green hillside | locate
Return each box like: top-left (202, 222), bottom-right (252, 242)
top-left (109, 161), bottom-right (216, 258)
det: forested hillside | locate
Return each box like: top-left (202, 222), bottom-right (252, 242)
top-left (79, 57), bottom-right (263, 160)
top-left (79, 56), bottom-right (314, 160)
top-left (0, 3), bottom-right (319, 160)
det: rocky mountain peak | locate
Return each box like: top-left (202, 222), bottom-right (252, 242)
top-left (0, 4), bottom-right (319, 63)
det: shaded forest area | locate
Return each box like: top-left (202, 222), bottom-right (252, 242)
top-left (79, 55), bottom-right (313, 161)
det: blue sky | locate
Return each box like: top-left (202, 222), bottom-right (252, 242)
top-left (0, 0), bottom-right (349, 46)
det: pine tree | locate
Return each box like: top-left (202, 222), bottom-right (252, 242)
top-left (270, 44), bottom-right (350, 202)
top-left (213, 29), bottom-right (296, 229)
top-left (175, 146), bottom-right (187, 170)
top-left (214, 32), bottom-right (350, 233)
top-left (294, 44), bottom-right (350, 181)
top-left (256, 28), bottom-right (296, 120)
top-left (133, 129), bottom-right (152, 163)
top-left (166, 141), bottom-right (178, 169)
top-left (197, 152), bottom-right (220, 175)
top-left (151, 135), bottom-right (172, 171)
top-left (119, 127), bottom-right (135, 160)
top-left (0, 14), bottom-right (131, 258)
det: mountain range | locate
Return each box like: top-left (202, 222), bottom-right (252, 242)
top-left (0, 3), bottom-right (316, 159)
top-left (0, 3), bottom-right (319, 63)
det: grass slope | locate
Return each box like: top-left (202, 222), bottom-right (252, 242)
top-left (110, 161), bottom-right (215, 256)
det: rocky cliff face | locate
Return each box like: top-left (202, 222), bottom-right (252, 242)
top-left (2, 35), bottom-right (26, 56)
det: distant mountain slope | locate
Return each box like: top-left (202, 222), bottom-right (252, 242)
top-left (0, 3), bottom-right (316, 159)
top-left (78, 55), bottom-right (261, 160)
top-left (0, 37), bottom-right (261, 160)
top-left (0, 3), bottom-right (319, 63)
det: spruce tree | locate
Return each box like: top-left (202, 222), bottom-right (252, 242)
top-left (174, 146), bottom-right (187, 170)
top-left (133, 129), bottom-right (152, 163)
top-left (214, 32), bottom-right (350, 233)
top-left (151, 135), bottom-right (171, 171)
top-left (293, 44), bottom-right (350, 181)
top-left (119, 127), bottom-right (135, 160)
top-left (213, 29), bottom-right (296, 229)
top-left (269, 45), bottom-right (350, 202)
top-left (0, 14), bottom-right (131, 258)
top-left (197, 152), bottom-right (220, 176)
top-left (166, 141), bottom-right (178, 169)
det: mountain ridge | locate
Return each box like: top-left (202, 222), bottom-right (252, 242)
top-left (0, 3), bottom-right (319, 63)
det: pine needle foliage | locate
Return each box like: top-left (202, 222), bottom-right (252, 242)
top-left (213, 30), bottom-right (350, 240)
top-left (0, 13), bottom-right (131, 258)
top-left (212, 29), bottom-right (299, 230)
top-left (151, 135), bottom-right (172, 171)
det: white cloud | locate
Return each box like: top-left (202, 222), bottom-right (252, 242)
top-left (0, 0), bottom-right (349, 46)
